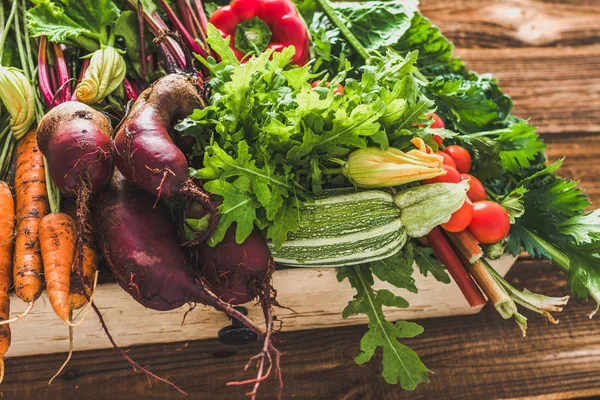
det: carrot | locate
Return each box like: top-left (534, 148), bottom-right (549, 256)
top-left (12, 129), bottom-right (49, 315)
top-left (63, 200), bottom-right (97, 310)
top-left (39, 212), bottom-right (76, 323)
top-left (0, 181), bottom-right (15, 383)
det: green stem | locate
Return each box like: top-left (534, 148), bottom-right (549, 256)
top-left (314, 0), bottom-right (371, 63)
top-left (21, 0), bottom-right (36, 78)
top-left (0, 134), bottom-right (15, 178)
top-left (44, 156), bottom-right (61, 213)
top-left (0, 0), bottom-right (18, 62)
top-left (322, 167), bottom-right (342, 175)
top-left (13, 0), bottom-right (30, 81)
top-left (523, 228), bottom-right (570, 272)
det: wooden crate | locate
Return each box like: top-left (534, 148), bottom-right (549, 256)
top-left (5, 254), bottom-right (516, 358)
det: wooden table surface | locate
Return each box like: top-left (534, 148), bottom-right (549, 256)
top-left (3, 0), bottom-right (600, 399)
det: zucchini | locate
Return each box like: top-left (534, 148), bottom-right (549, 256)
top-left (270, 183), bottom-right (468, 267)
top-left (270, 190), bottom-right (407, 266)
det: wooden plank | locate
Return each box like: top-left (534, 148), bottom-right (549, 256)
top-left (4, 256), bottom-right (516, 358)
top-left (414, 0), bottom-right (600, 135)
top-left (420, 0), bottom-right (600, 48)
top-left (2, 260), bottom-right (598, 400)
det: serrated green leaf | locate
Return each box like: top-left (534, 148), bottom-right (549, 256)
top-left (413, 245), bottom-right (451, 284)
top-left (337, 265), bottom-right (430, 390)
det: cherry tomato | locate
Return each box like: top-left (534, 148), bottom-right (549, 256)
top-left (443, 145), bottom-right (472, 173)
top-left (424, 164), bottom-right (461, 184)
top-left (468, 201), bottom-right (511, 244)
top-left (311, 80), bottom-right (344, 95)
top-left (430, 113), bottom-right (444, 129)
top-left (435, 151), bottom-right (457, 169)
top-left (461, 173), bottom-right (486, 202)
top-left (442, 200), bottom-right (473, 232)
top-left (433, 135), bottom-right (444, 147)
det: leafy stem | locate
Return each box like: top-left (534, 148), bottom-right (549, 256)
top-left (0, 0), bottom-right (18, 62)
top-left (314, 0), bottom-right (371, 63)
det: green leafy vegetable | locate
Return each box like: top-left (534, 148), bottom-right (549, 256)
top-left (27, 0), bottom-right (120, 50)
top-left (337, 264), bottom-right (430, 389)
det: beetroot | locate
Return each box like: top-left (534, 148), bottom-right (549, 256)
top-left (198, 227), bottom-right (272, 305)
top-left (37, 101), bottom-right (113, 194)
top-left (95, 171), bottom-right (282, 396)
top-left (94, 170), bottom-right (206, 310)
top-left (112, 74), bottom-right (217, 239)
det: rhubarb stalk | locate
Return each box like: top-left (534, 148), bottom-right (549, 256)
top-left (425, 227), bottom-right (486, 307)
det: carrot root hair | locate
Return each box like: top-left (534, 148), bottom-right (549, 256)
top-left (49, 319), bottom-right (74, 385)
top-left (0, 301), bottom-right (34, 325)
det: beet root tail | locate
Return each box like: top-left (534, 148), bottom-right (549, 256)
top-left (180, 179), bottom-right (219, 243)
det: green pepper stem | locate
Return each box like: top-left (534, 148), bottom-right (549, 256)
top-left (314, 0), bottom-right (371, 63)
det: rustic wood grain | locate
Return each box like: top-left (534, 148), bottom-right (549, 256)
top-left (418, 0), bottom-right (600, 135)
top-left (2, 1), bottom-right (599, 399)
top-left (1, 260), bottom-right (598, 400)
top-left (2, 256), bottom-right (516, 358)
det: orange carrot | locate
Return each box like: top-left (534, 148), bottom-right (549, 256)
top-left (0, 181), bottom-right (15, 382)
top-left (13, 130), bottom-right (50, 307)
top-left (62, 200), bottom-right (97, 310)
top-left (39, 213), bottom-right (76, 323)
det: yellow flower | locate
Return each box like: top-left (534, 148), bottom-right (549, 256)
top-left (342, 147), bottom-right (445, 188)
top-left (0, 67), bottom-right (36, 140)
top-left (76, 46), bottom-right (126, 104)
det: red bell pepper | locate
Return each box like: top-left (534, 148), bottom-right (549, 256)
top-left (209, 0), bottom-right (310, 65)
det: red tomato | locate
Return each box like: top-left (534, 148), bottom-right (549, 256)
top-left (433, 135), bottom-right (444, 146)
top-left (435, 151), bottom-right (457, 169)
top-left (311, 80), bottom-right (344, 95)
top-left (430, 113), bottom-right (444, 129)
top-left (468, 201), bottom-right (511, 244)
top-left (461, 173), bottom-right (486, 202)
top-left (442, 200), bottom-right (473, 232)
top-left (443, 145), bottom-right (472, 173)
top-left (424, 165), bottom-right (461, 184)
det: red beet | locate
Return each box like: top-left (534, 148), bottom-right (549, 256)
top-left (198, 227), bottom-right (272, 305)
top-left (37, 101), bottom-right (113, 194)
top-left (112, 74), bottom-right (216, 241)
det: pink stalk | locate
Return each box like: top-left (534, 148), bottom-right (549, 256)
top-left (193, 0), bottom-right (208, 34)
top-left (53, 43), bottom-right (71, 103)
top-left (123, 78), bottom-right (139, 100)
top-left (37, 37), bottom-right (54, 107)
top-left (151, 12), bottom-right (187, 69)
top-left (49, 68), bottom-right (58, 104)
top-left (136, 0), bottom-right (148, 78)
top-left (186, 0), bottom-right (207, 44)
top-left (175, 0), bottom-right (198, 38)
top-left (71, 58), bottom-right (90, 101)
top-left (155, 0), bottom-right (207, 58)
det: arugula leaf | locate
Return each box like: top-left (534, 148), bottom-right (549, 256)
top-left (337, 265), bottom-right (430, 389)
top-left (369, 243), bottom-right (418, 294)
top-left (413, 245), bottom-right (451, 283)
top-left (192, 140), bottom-right (296, 247)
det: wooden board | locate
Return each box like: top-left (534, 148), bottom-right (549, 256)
top-left (2, 260), bottom-right (599, 400)
top-left (5, 255), bottom-right (516, 358)
top-left (2, 0), bottom-right (600, 398)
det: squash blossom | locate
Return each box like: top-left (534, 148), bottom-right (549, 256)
top-left (76, 46), bottom-right (126, 104)
top-left (0, 67), bottom-right (36, 140)
top-left (342, 147), bottom-right (446, 188)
